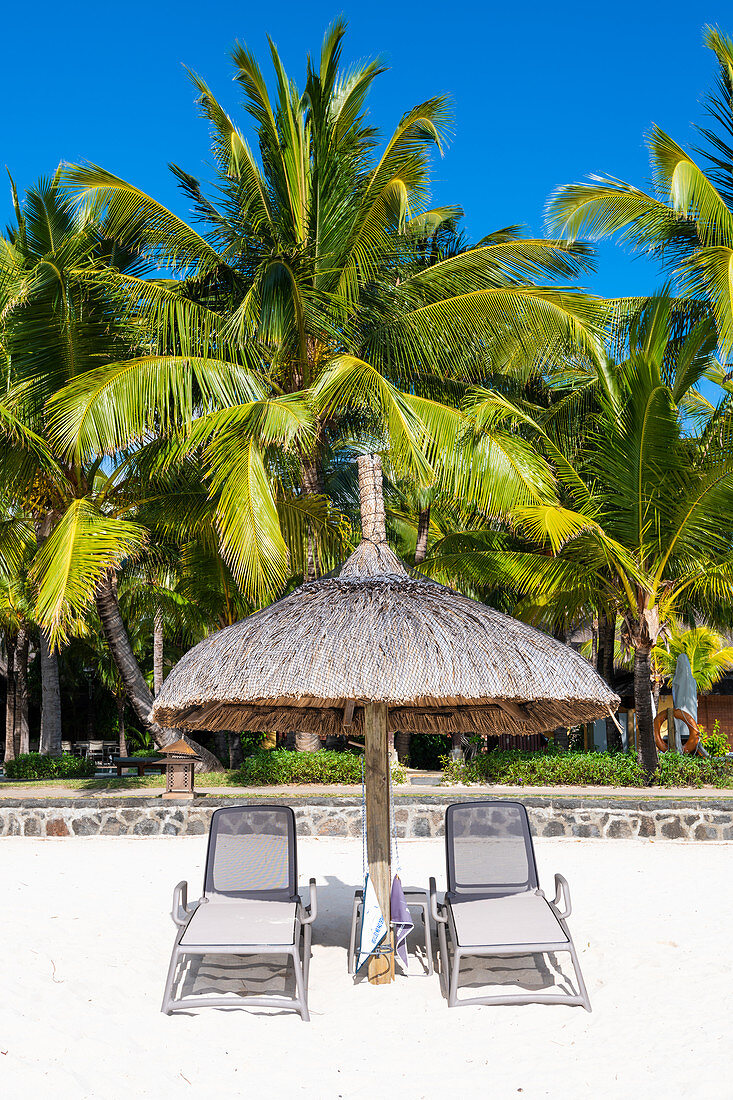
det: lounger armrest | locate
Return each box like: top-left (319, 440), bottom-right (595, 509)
top-left (301, 878), bottom-right (317, 925)
top-left (429, 877), bottom-right (447, 924)
top-left (551, 873), bottom-right (572, 920)
top-left (171, 880), bottom-right (198, 927)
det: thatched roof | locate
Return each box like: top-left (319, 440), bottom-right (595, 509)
top-left (153, 539), bottom-right (619, 738)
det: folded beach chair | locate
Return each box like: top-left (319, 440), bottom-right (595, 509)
top-left (161, 804), bottom-right (316, 1021)
top-left (430, 801), bottom-right (591, 1010)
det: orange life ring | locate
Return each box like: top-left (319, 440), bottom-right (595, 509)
top-left (653, 709), bottom-right (700, 755)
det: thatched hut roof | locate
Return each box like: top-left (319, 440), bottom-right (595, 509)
top-left (153, 539), bottom-right (618, 738)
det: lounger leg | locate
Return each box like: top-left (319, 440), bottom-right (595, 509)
top-left (567, 937), bottom-right (592, 1012)
top-left (436, 916), bottom-right (451, 1001)
top-left (291, 942), bottom-right (310, 1022)
top-left (422, 906), bottom-right (434, 976)
top-left (447, 943), bottom-right (462, 1008)
top-left (161, 944), bottom-right (182, 1015)
top-left (348, 894), bottom-right (360, 976)
top-left (303, 922), bottom-right (312, 991)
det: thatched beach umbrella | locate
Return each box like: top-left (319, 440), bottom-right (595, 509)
top-left (153, 455), bottom-right (619, 983)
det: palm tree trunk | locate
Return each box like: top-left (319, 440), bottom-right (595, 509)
top-left (415, 505), bottom-right (430, 564)
top-left (400, 505), bottom-right (431, 765)
top-left (295, 730), bottom-right (321, 753)
top-left (95, 571), bottom-right (223, 772)
top-left (4, 631), bottom-right (17, 763)
top-left (634, 645), bottom-right (658, 779)
top-left (298, 452), bottom-right (325, 749)
top-left (15, 628), bottom-right (30, 756)
top-left (599, 611), bottom-right (622, 752)
top-left (228, 732), bottom-right (244, 769)
top-left (153, 608), bottom-right (164, 695)
top-left (395, 729), bottom-right (411, 764)
top-left (116, 694), bottom-right (128, 758)
top-left (213, 729), bottom-right (229, 768)
top-left (39, 630), bottom-right (62, 756)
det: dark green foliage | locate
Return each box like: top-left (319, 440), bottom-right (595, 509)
top-left (238, 749), bottom-right (406, 785)
top-left (5, 752), bottom-right (97, 780)
top-left (441, 749), bottom-right (733, 788)
top-left (408, 733), bottom-right (450, 769)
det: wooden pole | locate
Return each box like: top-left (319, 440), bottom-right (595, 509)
top-left (667, 706), bottom-right (678, 753)
top-left (364, 701), bottom-right (394, 984)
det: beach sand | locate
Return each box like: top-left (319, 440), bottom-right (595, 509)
top-left (1, 836), bottom-right (729, 1099)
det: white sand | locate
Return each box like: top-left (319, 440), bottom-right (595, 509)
top-left (1, 836), bottom-right (730, 1100)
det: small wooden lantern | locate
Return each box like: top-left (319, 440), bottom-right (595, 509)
top-left (159, 739), bottom-right (200, 801)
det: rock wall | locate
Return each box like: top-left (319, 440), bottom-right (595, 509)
top-left (1, 795), bottom-right (732, 841)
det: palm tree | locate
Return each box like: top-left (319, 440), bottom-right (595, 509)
top-left (547, 25), bottom-right (733, 359)
top-left (0, 176), bottom-right (229, 767)
top-left (654, 622), bottom-right (733, 694)
top-left (57, 20), bottom-right (605, 587)
top-left (425, 297), bottom-right (733, 776)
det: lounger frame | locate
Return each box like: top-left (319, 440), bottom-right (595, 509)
top-left (430, 801), bottom-right (591, 1011)
top-left (161, 805), bottom-right (316, 1021)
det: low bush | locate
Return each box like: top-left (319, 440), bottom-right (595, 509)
top-left (441, 748), bottom-right (733, 788)
top-left (5, 752), bottom-right (97, 780)
top-left (238, 749), bottom-right (406, 786)
top-left (698, 720), bottom-right (730, 758)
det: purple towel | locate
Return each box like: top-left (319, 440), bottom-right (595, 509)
top-left (390, 875), bottom-right (414, 969)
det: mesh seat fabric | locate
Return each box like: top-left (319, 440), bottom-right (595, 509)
top-left (449, 892), bottom-right (567, 948)
top-left (446, 802), bottom-right (539, 896)
top-left (204, 806), bottom-right (297, 900)
top-left (180, 900), bottom-right (297, 947)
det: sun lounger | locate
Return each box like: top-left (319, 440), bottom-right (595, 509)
top-left (430, 801), bottom-right (591, 1010)
top-left (161, 805), bottom-right (316, 1020)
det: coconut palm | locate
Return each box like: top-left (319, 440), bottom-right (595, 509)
top-left (653, 622), bottom-right (733, 694)
top-left (424, 297), bottom-right (733, 776)
top-left (0, 176), bottom-right (236, 767)
top-left (547, 25), bottom-right (733, 360)
top-left (56, 19), bottom-right (605, 592)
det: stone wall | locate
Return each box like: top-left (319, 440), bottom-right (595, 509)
top-left (1, 794), bottom-right (732, 841)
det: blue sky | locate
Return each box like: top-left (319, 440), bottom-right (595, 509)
top-left (1, 1), bottom-right (728, 297)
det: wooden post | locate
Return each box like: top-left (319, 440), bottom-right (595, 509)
top-left (667, 706), bottom-right (678, 753)
top-left (364, 701), bottom-right (394, 984)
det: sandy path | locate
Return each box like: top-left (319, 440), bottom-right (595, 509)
top-left (1, 836), bottom-right (730, 1099)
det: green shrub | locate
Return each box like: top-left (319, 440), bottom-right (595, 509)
top-left (441, 748), bottom-right (733, 788)
top-left (698, 720), bottom-right (730, 758)
top-left (653, 752), bottom-right (733, 788)
top-left (238, 749), bottom-right (406, 786)
top-left (5, 752), bottom-right (97, 780)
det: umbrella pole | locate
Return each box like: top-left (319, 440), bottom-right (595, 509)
top-left (364, 701), bottom-right (394, 984)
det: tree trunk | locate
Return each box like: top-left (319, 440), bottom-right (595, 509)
top-left (228, 732), bottom-right (244, 770)
top-left (295, 730), bottom-right (321, 753)
top-left (39, 630), bottom-right (62, 756)
top-left (153, 608), bottom-right (164, 696)
top-left (357, 454), bottom-right (387, 543)
top-left (116, 694), bottom-right (128, 758)
top-left (395, 729), bottom-right (411, 764)
top-left (301, 454), bottom-right (325, 584)
top-left (213, 729), bottom-right (229, 768)
top-left (94, 572), bottom-right (223, 772)
top-left (15, 628), bottom-right (29, 756)
top-left (634, 646), bottom-right (658, 779)
top-left (4, 631), bottom-right (17, 763)
top-left (415, 505), bottom-right (430, 564)
top-left (598, 611), bottom-right (622, 752)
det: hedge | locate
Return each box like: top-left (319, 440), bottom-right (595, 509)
top-left (441, 749), bottom-right (733, 789)
top-left (238, 749), bottom-right (406, 786)
top-left (4, 752), bottom-right (97, 780)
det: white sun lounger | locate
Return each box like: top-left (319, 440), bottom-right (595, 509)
top-left (430, 801), bottom-right (591, 1010)
top-left (161, 805), bottom-right (316, 1020)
